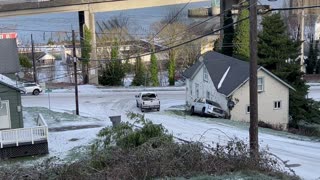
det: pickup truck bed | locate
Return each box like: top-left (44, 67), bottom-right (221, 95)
top-left (135, 92), bottom-right (160, 112)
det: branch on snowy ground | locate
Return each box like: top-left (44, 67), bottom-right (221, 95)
top-left (197, 128), bottom-right (232, 142)
top-left (266, 152), bottom-right (298, 177)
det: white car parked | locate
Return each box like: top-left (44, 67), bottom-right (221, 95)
top-left (190, 98), bottom-right (226, 118)
top-left (22, 82), bottom-right (42, 95)
top-left (135, 92), bottom-right (160, 112)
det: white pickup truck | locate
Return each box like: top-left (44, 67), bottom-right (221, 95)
top-left (135, 92), bottom-right (160, 112)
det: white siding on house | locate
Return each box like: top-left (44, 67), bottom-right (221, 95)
top-left (229, 70), bottom-right (289, 129)
top-left (186, 64), bottom-right (228, 112)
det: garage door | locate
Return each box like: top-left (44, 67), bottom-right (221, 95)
top-left (0, 100), bottom-right (11, 129)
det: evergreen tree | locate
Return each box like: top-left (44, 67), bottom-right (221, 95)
top-left (306, 36), bottom-right (316, 74)
top-left (47, 38), bottom-right (55, 45)
top-left (213, 38), bottom-right (221, 52)
top-left (81, 25), bottom-right (92, 84)
top-left (233, 2), bottom-right (250, 61)
top-left (258, 13), bottom-right (301, 70)
top-left (123, 58), bottom-right (131, 73)
top-left (258, 13), bottom-right (320, 127)
top-left (132, 56), bottom-right (146, 86)
top-left (99, 41), bottom-right (125, 86)
top-left (19, 54), bottom-right (32, 68)
top-left (150, 50), bottom-right (159, 86)
top-left (221, 10), bottom-right (234, 56)
top-left (168, 50), bottom-right (176, 86)
top-left (315, 40), bottom-right (320, 74)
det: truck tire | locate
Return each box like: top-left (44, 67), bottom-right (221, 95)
top-left (141, 107), bottom-right (144, 112)
top-left (201, 108), bottom-right (205, 117)
top-left (33, 89), bottom-right (40, 96)
top-left (190, 106), bottom-right (195, 115)
top-left (136, 101), bottom-right (139, 107)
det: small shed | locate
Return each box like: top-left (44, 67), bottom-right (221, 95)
top-left (0, 74), bottom-right (23, 130)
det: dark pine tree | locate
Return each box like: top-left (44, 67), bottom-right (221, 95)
top-left (99, 41), bottom-right (125, 86)
top-left (233, 2), bottom-right (250, 61)
top-left (315, 40), bottom-right (320, 74)
top-left (258, 13), bottom-right (320, 127)
top-left (150, 50), bottom-right (159, 86)
top-left (168, 50), bottom-right (176, 86)
top-left (132, 56), bottom-right (146, 86)
top-left (221, 10), bottom-right (234, 56)
top-left (306, 35), bottom-right (316, 74)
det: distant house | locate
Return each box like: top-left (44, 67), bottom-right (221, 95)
top-left (37, 52), bottom-right (56, 66)
top-left (183, 52), bottom-right (295, 130)
top-left (0, 74), bottom-right (23, 129)
top-left (20, 52), bottom-right (56, 66)
top-left (0, 39), bottom-right (20, 78)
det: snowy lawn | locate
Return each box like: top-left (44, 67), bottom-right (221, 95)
top-left (11, 85), bottom-right (320, 179)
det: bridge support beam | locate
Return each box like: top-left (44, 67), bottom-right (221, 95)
top-left (79, 10), bottom-right (98, 84)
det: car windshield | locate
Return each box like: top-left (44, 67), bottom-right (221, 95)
top-left (142, 93), bottom-right (156, 100)
top-left (206, 99), bottom-right (221, 108)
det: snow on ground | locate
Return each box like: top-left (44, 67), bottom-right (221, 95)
top-left (48, 127), bottom-right (102, 158)
top-left (17, 85), bottom-right (320, 179)
top-left (50, 84), bottom-right (185, 93)
top-left (308, 83), bottom-right (320, 101)
top-left (21, 106), bottom-right (109, 160)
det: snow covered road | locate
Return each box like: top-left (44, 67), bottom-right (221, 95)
top-left (21, 86), bottom-right (320, 179)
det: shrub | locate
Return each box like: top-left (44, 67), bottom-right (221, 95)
top-left (291, 121), bottom-right (320, 137)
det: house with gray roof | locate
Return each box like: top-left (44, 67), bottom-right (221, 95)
top-left (183, 51), bottom-right (294, 130)
top-left (0, 39), bottom-right (20, 77)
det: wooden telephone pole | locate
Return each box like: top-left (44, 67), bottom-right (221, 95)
top-left (72, 30), bottom-right (79, 115)
top-left (31, 34), bottom-right (37, 83)
top-left (249, 0), bottom-right (259, 157)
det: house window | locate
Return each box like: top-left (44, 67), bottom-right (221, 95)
top-left (274, 101), bottom-right (281, 109)
top-left (258, 77), bottom-right (264, 92)
top-left (203, 67), bottom-right (208, 82)
top-left (190, 82), bottom-right (192, 95)
top-left (206, 91), bottom-right (210, 99)
top-left (246, 105), bottom-right (250, 114)
top-left (195, 83), bottom-right (199, 98)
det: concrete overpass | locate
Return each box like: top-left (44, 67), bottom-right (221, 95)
top-left (0, 0), bottom-right (207, 17)
top-left (0, 0), bottom-right (207, 84)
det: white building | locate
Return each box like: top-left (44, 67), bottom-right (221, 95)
top-left (183, 51), bottom-right (295, 130)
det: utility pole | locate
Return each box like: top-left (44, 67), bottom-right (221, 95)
top-left (300, 0), bottom-right (306, 72)
top-left (72, 30), bottom-right (79, 115)
top-left (31, 34), bottom-right (37, 83)
top-left (249, 0), bottom-right (259, 158)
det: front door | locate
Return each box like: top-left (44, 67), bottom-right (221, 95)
top-left (0, 100), bottom-right (11, 129)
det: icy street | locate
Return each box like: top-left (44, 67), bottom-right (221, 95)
top-left (21, 85), bottom-right (320, 180)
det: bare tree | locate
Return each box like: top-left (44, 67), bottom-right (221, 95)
top-left (151, 7), bottom-right (203, 84)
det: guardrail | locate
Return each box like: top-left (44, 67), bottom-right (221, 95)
top-left (0, 114), bottom-right (48, 148)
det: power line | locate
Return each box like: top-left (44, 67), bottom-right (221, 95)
top-left (20, 3), bottom-right (320, 83)
top-left (264, 5), bottom-right (320, 13)
top-left (149, 0), bottom-right (192, 42)
top-left (153, 1), bottom-right (257, 49)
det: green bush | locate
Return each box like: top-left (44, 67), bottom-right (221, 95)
top-left (296, 121), bottom-right (320, 137)
top-left (95, 112), bottom-right (173, 150)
